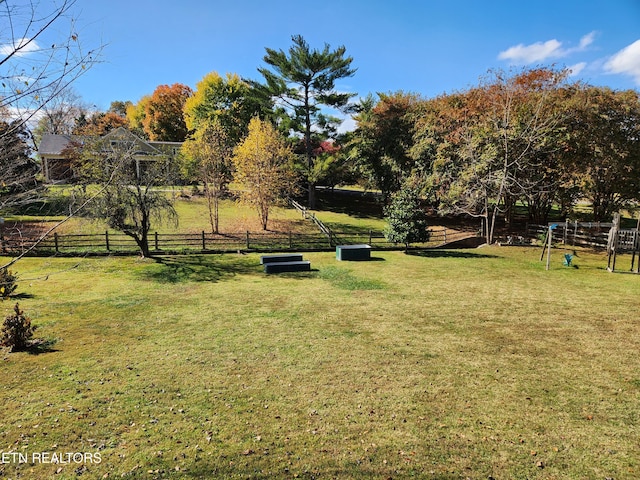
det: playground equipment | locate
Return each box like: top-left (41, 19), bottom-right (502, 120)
top-left (606, 213), bottom-right (640, 273)
top-left (539, 220), bottom-right (612, 270)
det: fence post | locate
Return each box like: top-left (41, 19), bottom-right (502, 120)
top-left (369, 230), bottom-right (373, 246)
top-left (289, 231), bottom-right (293, 249)
top-left (0, 218), bottom-right (5, 253)
top-left (202, 231), bottom-right (206, 250)
top-left (444, 228), bottom-right (447, 244)
top-left (246, 231), bottom-right (250, 250)
top-left (54, 232), bottom-right (59, 253)
top-left (105, 231), bottom-right (110, 252)
top-left (154, 232), bottom-right (159, 251)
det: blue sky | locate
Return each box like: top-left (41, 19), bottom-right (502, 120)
top-left (68, 0), bottom-right (640, 112)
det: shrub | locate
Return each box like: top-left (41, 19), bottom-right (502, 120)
top-left (0, 267), bottom-right (18, 300)
top-left (1, 303), bottom-right (36, 352)
top-left (384, 187), bottom-right (430, 250)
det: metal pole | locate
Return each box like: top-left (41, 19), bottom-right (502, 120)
top-left (546, 226), bottom-right (552, 270)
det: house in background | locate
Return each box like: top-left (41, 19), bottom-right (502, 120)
top-left (38, 133), bottom-right (77, 182)
top-left (38, 127), bottom-right (183, 183)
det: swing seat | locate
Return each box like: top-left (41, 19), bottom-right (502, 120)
top-left (563, 253), bottom-right (573, 267)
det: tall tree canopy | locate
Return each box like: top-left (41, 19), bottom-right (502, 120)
top-left (351, 92), bottom-right (422, 197)
top-left (31, 88), bottom-right (90, 147)
top-left (410, 68), bottom-right (572, 242)
top-left (133, 84), bottom-right (193, 142)
top-left (0, 120), bottom-right (38, 210)
top-left (255, 35), bottom-right (356, 208)
top-left (183, 72), bottom-right (268, 146)
top-left (73, 111), bottom-right (129, 136)
top-left (566, 86), bottom-right (640, 221)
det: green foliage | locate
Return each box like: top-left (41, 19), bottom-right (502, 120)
top-left (183, 72), bottom-right (267, 145)
top-left (0, 267), bottom-right (18, 299)
top-left (383, 187), bottom-right (430, 248)
top-left (256, 34), bottom-right (357, 206)
top-left (1, 303), bottom-right (35, 352)
top-left (350, 92), bottom-right (422, 197)
top-left (0, 120), bottom-right (39, 210)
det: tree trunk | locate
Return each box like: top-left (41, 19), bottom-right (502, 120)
top-left (304, 84), bottom-right (316, 209)
top-left (308, 182), bottom-right (316, 210)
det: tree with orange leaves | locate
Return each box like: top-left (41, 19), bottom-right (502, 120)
top-left (138, 83), bottom-right (193, 142)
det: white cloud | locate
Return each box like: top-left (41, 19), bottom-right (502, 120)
top-left (337, 116), bottom-right (356, 134)
top-left (0, 37), bottom-right (40, 57)
top-left (498, 39), bottom-right (563, 63)
top-left (604, 39), bottom-right (640, 85)
top-left (579, 32), bottom-right (597, 49)
top-left (498, 31), bottom-right (597, 64)
top-left (568, 62), bottom-right (587, 76)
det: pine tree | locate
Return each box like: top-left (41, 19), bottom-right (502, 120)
top-left (255, 35), bottom-right (356, 208)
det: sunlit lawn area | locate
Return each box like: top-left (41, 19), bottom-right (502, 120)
top-left (11, 195), bottom-right (319, 237)
top-left (1, 245), bottom-right (639, 479)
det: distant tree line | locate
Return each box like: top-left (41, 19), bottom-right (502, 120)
top-left (349, 68), bottom-right (640, 243)
top-left (5, 28), bottom-right (640, 250)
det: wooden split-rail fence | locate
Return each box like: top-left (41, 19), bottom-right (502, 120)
top-left (0, 219), bottom-right (471, 258)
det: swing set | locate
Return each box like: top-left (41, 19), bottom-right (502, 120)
top-left (539, 213), bottom-right (640, 272)
top-left (606, 213), bottom-right (640, 273)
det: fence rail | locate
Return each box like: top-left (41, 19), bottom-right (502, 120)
top-left (527, 223), bottom-right (611, 249)
top-left (0, 226), bottom-right (471, 257)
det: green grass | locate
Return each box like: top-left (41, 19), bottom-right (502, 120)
top-left (11, 196), bottom-right (318, 237)
top-left (1, 246), bottom-right (640, 479)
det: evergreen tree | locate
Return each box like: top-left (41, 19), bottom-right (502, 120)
top-left (255, 35), bottom-right (356, 208)
top-left (384, 187), bottom-right (430, 251)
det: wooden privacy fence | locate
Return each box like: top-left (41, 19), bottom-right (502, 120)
top-left (527, 222), bottom-right (612, 249)
top-left (0, 226), bottom-right (468, 256)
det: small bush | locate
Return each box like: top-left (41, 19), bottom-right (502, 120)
top-left (0, 267), bottom-right (18, 300)
top-left (1, 303), bottom-right (36, 352)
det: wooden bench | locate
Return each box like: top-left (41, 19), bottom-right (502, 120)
top-left (264, 260), bottom-right (311, 274)
top-left (336, 244), bottom-right (371, 261)
top-left (260, 253), bottom-right (304, 265)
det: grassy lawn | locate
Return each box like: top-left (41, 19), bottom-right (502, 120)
top-left (6, 196), bottom-right (318, 237)
top-left (1, 245), bottom-right (639, 479)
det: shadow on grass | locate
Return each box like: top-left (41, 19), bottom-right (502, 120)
top-left (142, 254), bottom-right (260, 284)
top-left (337, 256), bottom-right (386, 262)
top-left (26, 338), bottom-right (60, 355)
top-left (407, 249), bottom-right (500, 259)
top-left (265, 269), bottom-right (319, 279)
top-left (11, 293), bottom-right (35, 300)
top-left (316, 189), bottom-right (385, 219)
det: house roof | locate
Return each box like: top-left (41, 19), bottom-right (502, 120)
top-left (37, 128), bottom-right (183, 157)
top-left (38, 134), bottom-right (75, 156)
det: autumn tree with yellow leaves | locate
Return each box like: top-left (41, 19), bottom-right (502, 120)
top-left (232, 118), bottom-right (297, 230)
top-left (181, 118), bottom-right (233, 234)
